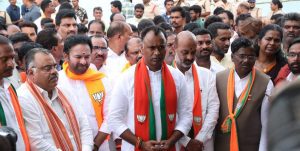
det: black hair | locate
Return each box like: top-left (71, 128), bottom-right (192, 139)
top-left (41, 0), bottom-right (52, 12)
top-left (88, 20), bottom-right (105, 32)
top-left (217, 10), bottom-right (234, 20)
top-left (153, 15), bottom-right (167, 25)
top-left (288, 37), bottom-right (300, 52)
top-left (171, 6), bottom-right (186, 18)
top-left (55, 9), bottom-right (76, 26)
top-left (231, 37), bottom-right (256, 55)
top-left (0, 35), bottom-right (11, 45)
top-left (158, 22), bottom-right (173, 32)
top-left (19, 21), bottom-right (38, 34)
top-left (213, 7), bottom-right (225, 15)
top-left (204, 15), bottom-right (223, 29)
top-left (77, 24), bottom-right (88, 35)
top-left (258, 24), bottom-right (283, 41)
top-left (138, 19), bottom-right (155, 33)
top-left (164, 0), bottom-right (174, 6)
top-left (281, 13), bottom-right (300, 27)
top-left (129, 23), bottom-right (138, 33)
top-left (8, 32), bottom-right (31, 44)
top-left (58, 2), bottom-right (73, 11)
top-left (93, 7), bottom-right (102, 12)
top-left (207, 22), bottom-right (230, 39)
top-left (36, 28), bottom-right (58, 50)
top-left (44, 23), bottom-right (56, 29)
top-left (134, 3), bottom-right (144, 10)
top-left (141, 26), bottom-right (166, 41)
top-left (183, 22), bottom-right (200, 32)
top-left (192, 28), bottom-right (212, 37)
top-left (64, 35), bottom-right (92, 54)
top-left (235, 13), bottom-right (252, 26)
top-left (189, 5), bottom-right (202, 17)
top-left (272, 0), bottom-right (283, 9)
top-left (111, 0), bottom-right (122, 12)
top-left (271, 14), bottom-right (284, 21)
top-left (19, 42), bottom-right (43, 65)
top-left (41, 18), bottom-right (53, 27)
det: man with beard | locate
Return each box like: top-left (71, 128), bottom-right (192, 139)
top-left (127, 4), bottom-right (144, 27)
top-left (17, 48), bottom-right (93, 150)
top-left (248, 0), bottom-right (262, 19)
top-left (189, 5), bottom-right (204, 28)
top-left (0, 35), bottom-right (30, 151)
top-left (165, 32), bottom-right (176, 65)
top-left (58, 35), bottom-right (112, 150)
top-left (207, 22), bottom-right (233, 68)
top-left (173, 31), bottom-right (220, 151)
top-left (55, 9), bottom-right (78, 41)
top-left (90, 35), bottom-right (109, 74)
top-left (193, 28), bottom-right (224, 74)
top-left (108, 26), bottom-right (192, 151)
top-left (214, 37), bottom-right (272, 151)
top-left (171, 6), bottom-right (186, 34)
top-left (122, 37), bottom-right (143, 72)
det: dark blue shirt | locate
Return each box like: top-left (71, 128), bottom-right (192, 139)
top-left (6, 4), bottom-right (20, 22)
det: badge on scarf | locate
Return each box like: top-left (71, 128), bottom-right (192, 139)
top-left (168, 114), bottom-right (175, 122)
top-left (194, 116), bottom-right (201, 125)
top-left (137, 115), bottom-right (146, 123)
top-left (92, 91), bottom-right (104, 104)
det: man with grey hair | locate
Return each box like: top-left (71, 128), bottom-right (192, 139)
top-left (122, 37), bottom-right (143, 72)
top-left (17, 48), bottom-right (94, 150)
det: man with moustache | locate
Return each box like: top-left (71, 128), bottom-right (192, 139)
top-left (17, 48), bottom-right (94, 150)
top-left (55, 9), bottom-right (78, 41)
top-left (0, 35), bottom-right (30, 151)
top-left (90, 35), bottom-right (109, 74)
top-left (165, 32), bottom-right (176, 65)
top-left (193, 28), bottom-right (224, 74)
top-left (58, 35), bottom-right (112, 150)
top-left (207, 22), bottom-right (233, 68)
top-left (214, 37), bottom-right (272, 151)
top-left (108, 26), bottom-right (192, 151)
top-left (171, 6), bottom-right (186, 34)
top-left (122, 37), bottom-right (143, 72)
top-left (173, 31), bottom-right (220, 151)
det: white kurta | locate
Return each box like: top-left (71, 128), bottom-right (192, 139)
top-left (0, 79), bottom-right (25, 151)
top-left (178, 66), bottom-right (220, 151)
top-left (108, 64), bottom-right (193, 151)
top-left (234, 71), bottom-right (273, 151)
top-left (17, 83), bottom-right (93, 151)
top-left (58, 69), bottom-right (112, 151)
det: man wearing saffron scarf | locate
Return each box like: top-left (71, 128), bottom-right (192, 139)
top-left (214, 37), bottom-right (273, 151)
top-left (58, 35), bottom-right (112, 150)
top-left (108, 26), bottom-right (192, 151)
top-left (174, 31), bottom-right (220, 151)
top-left (17, 48), bottom-right (93, 150)
top-left (0, 35), bottom-right (30, 151)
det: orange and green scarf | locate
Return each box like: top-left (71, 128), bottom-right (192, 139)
top-left (63, 62), bottom-right (106, 128)
top-left (26, 80), bottom-right (81, 150)
top-left (221, 68), bottom-right (256, 151)
top-left (134, 58), bottom-right (177, 151)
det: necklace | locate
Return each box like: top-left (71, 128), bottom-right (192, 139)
top-left (255, 61), bottom-right (277, 73)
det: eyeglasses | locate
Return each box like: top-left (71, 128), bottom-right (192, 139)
top-left (235, 54), bottom-right (257, 61)
top-left (92, 46), bottom-right (108, 52)
top-left (287, 52), bottom-right (300, 58)
top-left (32, 64), bottom-right (58, 72)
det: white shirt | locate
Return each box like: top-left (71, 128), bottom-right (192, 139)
top-left (90, 63), bottom-right (108, 75)
top-left (126, 17), bottom-right (143, 27)
top-left (108, 64), bottom-right (193, 151)
top-left (178, 66), bottom-right (220, 151)
top-left (105, 48), bottom-right (128, 86)
top-left (0, 79), bottom-right (25, 151)
top-left (210, 61), bottom-right (225, 74)
top-left (286, 72), bottom-right (299, 82)
top-left (17, 83), bottom-right (94, 151)
top-left (58, 69), bottom-right (112, 151)
top-left (234, 71), bottom-right (273, 151)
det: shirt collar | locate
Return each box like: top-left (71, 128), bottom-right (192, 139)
top-left (234, 70), bottom-right (251, 82)
top-left (108, 47), bottom-right (124, 57)
top-left (35, 84), bottom-right (58, 102)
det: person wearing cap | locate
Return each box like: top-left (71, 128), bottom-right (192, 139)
top-left (248, 0), bottom-right (262, 20)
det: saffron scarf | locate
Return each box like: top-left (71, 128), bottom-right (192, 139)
top-left (121, 62), bottom-right (131, 73)
top-left (20, 72), bottom-right (27, 83)
top-left (26, 80), bottom-right (81, 150)
top-left (5, 85), bottom-right (30, 151)
top-left (63, 62), bottom-right (106, 128)
top-left (134, 58), bottom-right (177, 151)
top-left (221, 68), bottom-right (256, 151)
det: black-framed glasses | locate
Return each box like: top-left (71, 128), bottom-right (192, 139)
top-left (235, 54), bottom-right (257, 61)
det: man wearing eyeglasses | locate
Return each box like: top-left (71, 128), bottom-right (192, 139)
top-left (214, 37), bottom-right (273, 151)
top-left (58, 35), bottom-right (112, 150)
top-left (90, 35), bottom-right (109, 74)
top-left (282, 38), bottom-right (300, 82)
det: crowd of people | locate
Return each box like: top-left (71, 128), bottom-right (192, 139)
top-left (0, 0), bottom-right (299, 150)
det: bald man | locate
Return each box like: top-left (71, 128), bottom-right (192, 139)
top-left (122, 37), bottom-right (143, 72)
top-left (174, 31), bottom-right (220, 151)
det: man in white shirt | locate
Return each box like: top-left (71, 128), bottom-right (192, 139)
top-left (127, 4), bottom-right (144, 27)
top-left (0, 35), bottom-right (30, 151)
top-left (90, 35), bottom-right (109, 74)
top-left (17, 48), bottom-right (94, 150)
top-left (122, 37), bottom-right (143, 72)
top-left (108, 26), bottom-right (192, 151)
top-left (214, 37), bottom-right (273, 151)
top-left (285, 38), bottom-right (300, 82)
top-left (106, 21), bottom-right (133, 83)
top-left (58, 35), bottom-right (112, 150)
top-left (174, 31), bottom-right (219, 151)
top-left (193, 28), bottom-right (225, 74)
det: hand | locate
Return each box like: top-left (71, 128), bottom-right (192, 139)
top-left (159, 140), bottom-right (173, 151)
top-left (141, 140), bottom-right (161, 151)
top-left (186, 139), bottom-right (203, 151)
